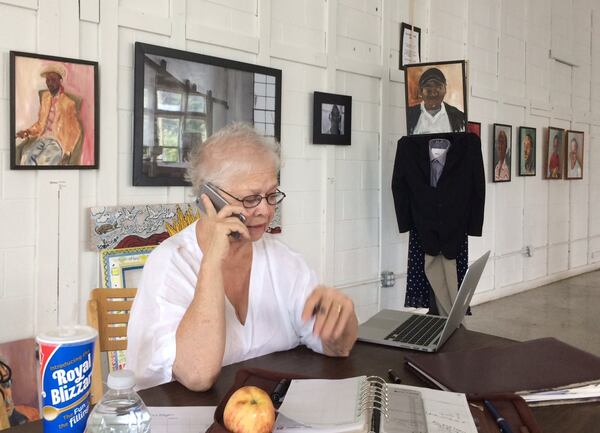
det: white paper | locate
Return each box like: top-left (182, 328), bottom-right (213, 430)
top-left (384, 384), bottom-right (477, 433)
top-left (148, 406), bottom-right (216, 433)
top-left (275, 377), bottom-right (365, 432)
top-left (402, 27), bottom-right (420, 66)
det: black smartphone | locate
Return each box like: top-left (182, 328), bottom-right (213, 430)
top-left (195, 183), bottom-right (246, 239)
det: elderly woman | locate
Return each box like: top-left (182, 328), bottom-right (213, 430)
top-left (126, 123), bottom-right (358, 391)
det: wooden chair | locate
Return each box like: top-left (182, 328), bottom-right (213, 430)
top-left (0, 391), bottom-right (9, 430)
top-left (87, 288), bottom-right (137, 404)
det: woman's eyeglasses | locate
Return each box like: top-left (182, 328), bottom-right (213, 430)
top-left (213, 185), bottom-right (286, 209)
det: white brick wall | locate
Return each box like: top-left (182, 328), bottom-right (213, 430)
top-left (0, 0), bottom-right (600, 343)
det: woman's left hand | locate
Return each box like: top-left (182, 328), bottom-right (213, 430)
top-left (302, 286), bottom-right (358, 356)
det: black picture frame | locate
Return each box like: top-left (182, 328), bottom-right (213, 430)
top-left (404, 60), bottom-right (468, 136)
top-left (399, 22), bottom-right (422, 69)
top-left (133, 42), bottom-right (282, 186)
top-left (565, 130), bottom-right (584, 180)
top-left (10, 51), bottom-right (99, 169)
top-left (312, 91), bottom-right (352, 145)
top-left (518, 126), bottom-right (536, 176)
top-left (545, 127), bottom-right (565, 180)
top-left (492, 123), bottom-right (512, 183)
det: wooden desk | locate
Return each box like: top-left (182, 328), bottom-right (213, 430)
top-left (7, 328), bottom-right (599, 433)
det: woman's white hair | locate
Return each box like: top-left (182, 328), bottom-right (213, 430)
top-left (186, 122), bottom-right (280, 197)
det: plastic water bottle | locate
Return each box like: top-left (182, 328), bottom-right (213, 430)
top-left (85, 369), bottom-right (151, 433)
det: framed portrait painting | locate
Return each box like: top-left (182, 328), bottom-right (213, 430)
top-left (565, 130), bottom-right (584, 179)
top-left (467, 121), bottom-right (481, 138)
top-left (518, 127), bottom-right (536, 176)
top-left (312, 91), bottom-right (352, 145)
top-left (404, 60), bottom-right (468, 136)
top-left (133, 42), bottom-right (282, 186)
top-left (10, 51), bottom-right (99, 169)
top-left (544, 127), bottom-right (565, 179)
top-left (492, 123), bottom-right (511, 182)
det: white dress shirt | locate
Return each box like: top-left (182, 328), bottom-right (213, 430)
top-left (413, 102), bottom-right (452, 134)
top-left (126, 222), bottom-right (323, 390)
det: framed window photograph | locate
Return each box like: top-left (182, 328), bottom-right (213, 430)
top-left (312, 91), bottom-right (352, 145)
top-left (404, 60), bottom-right (467, 136)
top-left (467, 121), bottom-right (481, 138)
top-left (565, 130), bottom-right (584, 179)
top-left (399, 22), bottom-right (421, 69)
top-left (10, 51), bottom-right (99, 169)
top-left (492, 123), bottom-right (512, 182)
top-left (545, 127), bottom-right (565, 179)
top-left (133, 42), bottom-right (282, 186)
top-left (518, 127), bottom-right (536, 176)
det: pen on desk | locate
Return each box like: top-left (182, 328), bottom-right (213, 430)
top-left (387, 369), bottom-right (402, 384)
top-left (483, 399), bottom-right (514, 433)
top-left (270, 379), bottom-right (290, 408)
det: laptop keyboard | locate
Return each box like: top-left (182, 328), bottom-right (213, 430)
top-left (384, 315), bottom-right (446, 346)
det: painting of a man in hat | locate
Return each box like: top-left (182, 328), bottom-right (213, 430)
top-left (10, 52), bottom-right (98, 168)
top-left (404, 61), bottom-right (467, 136)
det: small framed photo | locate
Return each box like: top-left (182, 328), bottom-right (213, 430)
top-left (10, 51), bottom-right (99, 169)
top-left (492, 123), bottom-right (512, 182)
top-left (399, 22), bottom-right (421, 69)
top-left (544, 127), bottom-right (565, 179)
top-left (565, 130), bottom-right (584, 179)
top-left (404, 60), bottom-right (467, 136)
top-left (312, 91), bottom-right (352, 145)
top-left (467, 121), bottom-right (481, 138)
top-left (518, 127), bottom-right (536, 176)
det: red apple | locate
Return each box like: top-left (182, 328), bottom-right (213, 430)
top-left (223, 386), bottom-right (276, 433)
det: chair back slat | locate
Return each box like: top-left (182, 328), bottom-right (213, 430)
top-left (87, 288), bottom-right (137, 404)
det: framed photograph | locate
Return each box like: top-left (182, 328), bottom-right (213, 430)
top-left (492, 123), bottom-right (512, 182)
top-left (467, 121), bottom-right (481, 138)
top-left (404, 60), bottom-right (467, 136)
top-left (399, 22), bottom-right (421, 69)
top-left (10, 51), bottom-right (99, 169)
top-left (565, 130), bottom-right (584, 179)
top-left (133, 42), bottom-right (282, 186)
top-left (312, 91), bottom-right (352, 145)
top-left (544, 127), bottom-right (565, 179)
top-left (518, 127), bottom-right (536, 176)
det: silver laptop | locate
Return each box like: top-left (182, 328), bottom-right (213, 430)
top-left (358, 251), bottom-right (490, 352)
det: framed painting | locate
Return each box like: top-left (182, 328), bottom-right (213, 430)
top-left (10, 51), bottom-right (99, 169)
top-left (133, 42), bottom-right (282, 186)
top-left (312, 92), bottom-right (352, 145)
top-left (544, 127), bottom-right (565, 179)
top-left (565, 130), bottom-right (584, 179)
top-left (518, 127), bottom-right (536, 176)
top-left (467, 121), bottom-right (481, 138)
top-left (492, 123), bottom-right (512, 182)
top-left (404, 60), bottom-right (468, 136)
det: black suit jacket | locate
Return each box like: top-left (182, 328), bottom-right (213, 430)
top-left (406, 102), bottom-right (466, 135)
top-left (391, 132), bottom-right (485, 259)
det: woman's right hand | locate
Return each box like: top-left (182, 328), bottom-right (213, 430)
top-left (195, 194), bottom-right (249, 263)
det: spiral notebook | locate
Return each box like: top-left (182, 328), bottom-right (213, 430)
top-left (273, 376), bottom-right (478, 433)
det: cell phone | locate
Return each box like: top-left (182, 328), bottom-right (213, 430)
top-left (195, 183), bottom-right (246, 239)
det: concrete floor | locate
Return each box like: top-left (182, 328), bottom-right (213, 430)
top-left (464, 269), bottom-right (600, 357)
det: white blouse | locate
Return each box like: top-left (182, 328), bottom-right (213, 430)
top-left (126, 222), bottom-right (323, 390)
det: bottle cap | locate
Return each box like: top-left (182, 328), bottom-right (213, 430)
top-left (107, 369), bottom-right (136, 390)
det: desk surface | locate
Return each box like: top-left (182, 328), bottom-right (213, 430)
top-left (8, 328), bottom-right (599, 433)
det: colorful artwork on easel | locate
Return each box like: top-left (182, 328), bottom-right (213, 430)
top-left (89, 202), bottom-right (200, 251)
top-left (100, 246), bottom-right (156, 288)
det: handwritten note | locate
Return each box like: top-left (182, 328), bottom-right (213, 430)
top-left (148, 406), bottom-right (216, 433)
